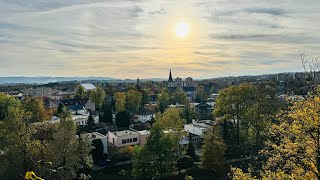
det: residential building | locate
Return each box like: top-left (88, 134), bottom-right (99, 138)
top-left (108, 130), bottom-right (140, 148)
top-left (149, 95), bottom-right (158, 104)
top-left (133, 109), bottom-right (154, 123)
top-left (61, 98), bottom-right (95, 112)
top-left (138, 130), bottom-right (150, 145)
top-left (184, 120), bottom-right (215, 145)
top-left (82, 132), bottom-right (108, 155)
top-left (23, 87), bottom-right (57, 98)
top-left (108, 130), bottom-right (150, 148)
top-left (44, 100), bottom-right (59, 116)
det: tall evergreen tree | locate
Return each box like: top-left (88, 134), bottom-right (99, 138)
top-left (186, 141), bottom-right (196, 160)
top-left (115, 111), bottom-right (131, 129)
top-left (87, 111), bottom-right (95, 129)
top-left (102, 105), bottom-right (113, 124)
top-left (91, 139), bottom-right (104, 163)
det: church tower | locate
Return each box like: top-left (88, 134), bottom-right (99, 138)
top-left (169, 69), bottom-right (173, 82)
top-left (168, 69), bottom-right (175, 88)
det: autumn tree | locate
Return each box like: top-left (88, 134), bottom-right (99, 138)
top-left (231, 87), bottom-right (320, 179)
top-left (114, 92), bottom-right (126, 112)
top-left (201, 127), bottom-right (226, 174)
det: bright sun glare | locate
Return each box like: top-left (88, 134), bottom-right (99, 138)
top-left (175, 21), bottom-right (190, 38)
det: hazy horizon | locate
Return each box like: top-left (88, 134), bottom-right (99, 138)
top-left (1, 0), bottom-right (320, 79)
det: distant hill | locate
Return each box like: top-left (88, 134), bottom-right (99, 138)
top-left (0, 77), bottom-right (166, 84)
top-left (0, 77), bottom-right (116, 84)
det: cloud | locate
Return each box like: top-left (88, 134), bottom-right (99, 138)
top-left (0, 0), bottom-right (319, 79)
top-left (245, 8), bottom-right (286, 16)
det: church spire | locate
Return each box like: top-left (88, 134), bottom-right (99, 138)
top-left (169, 69), bottom-right (173, 81)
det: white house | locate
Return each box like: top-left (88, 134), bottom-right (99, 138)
top-left (134, 109), bottom-right (154, 123)
top-left (184, 120), bottom-right (214, 139)
top-left (108, 130), bottom-right (140, 148)
top-left (82, 132), bottom-right (108, 155)
top-left (108, 130), bottom-right (150, 148)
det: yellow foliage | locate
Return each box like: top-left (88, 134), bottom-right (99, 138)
top-left (25, 171), bottom-right (43, 180)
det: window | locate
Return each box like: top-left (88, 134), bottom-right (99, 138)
top-left (130, 139), bottom-right (133, 143)
top-left (122, 140), bottom-right (126, 144)
top-left (126, 139), bottom-right (130, 143)
top-left (133, 138), bottom-right (137, 142)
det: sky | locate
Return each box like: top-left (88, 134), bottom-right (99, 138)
top-left (0, 0), bottom-right (320, 79)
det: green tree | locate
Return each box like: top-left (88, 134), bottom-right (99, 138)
top-left (0, 93), bottom-right (21, 121)
top-left (186, 141), bottom-right (196, 160)
top-left (57, 103), bottom-right (64, 116)
top-left (154, 108), bottom-right (186, 131)
top-left (22, 97), bottom-right (47, 123)
top-left (77, 135), bottom-right (94, 177)
top-left (87, 111), bottom-right (95, 129)
top-left (183, 103), bottom-right (197, 124)
top-left (177, 155), bottom-right (194, 170)
top-left (91, 139), bottom-right (104, 163)
top-left (157, 89), bottom-right (170, 113)
top-left (114, 92), bottom-right (126, 112)
top-left (201, 127), bottom-right (226, 174)
top-left (132, 125), bottom-right (178, 179)
top-left (140, 89), bottom-right (149, 106)
top-left (115, 111), bottom-right (131, 129)
top-left (195, 86), bottom-right (207, 102)
top-left (125, 89), bottom-right (142, 113)
top-left (213, 83), bottom-right (255, 157)
top-left (46, 118), bottom-right (81, 179)
top-left (0, 106), bottom-right (33, 179)
top-left (77, 85), bottom-right (86, 99)
top-left (171, 88), bottom-right (188, 105)
top-left (102, 105), bottom-right (113, 124)
top-left (90, 87), bottom-right (106, 110)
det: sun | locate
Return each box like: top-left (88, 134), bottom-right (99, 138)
top-left (175, 21), bottom-right (190, 38)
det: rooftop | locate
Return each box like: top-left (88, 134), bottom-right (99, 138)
top-left (82, 132), bottom-right (107, 140)
top-left (112, 130), bottom-right (138, 137)
top-left (138, 130), bottom-right (150, 136)
top-left (81, 83), bottom-right (96, 90)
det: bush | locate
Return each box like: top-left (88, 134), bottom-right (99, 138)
top-left (178, 155), bottom-right (194, 170)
